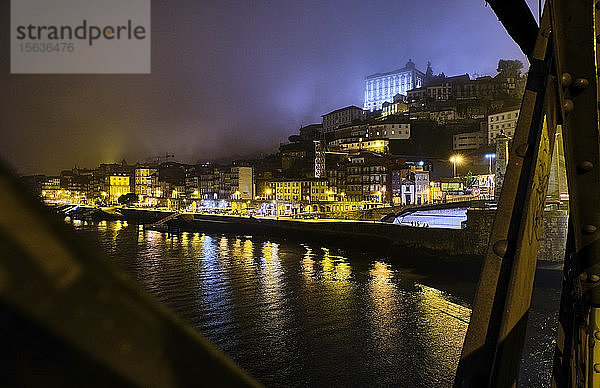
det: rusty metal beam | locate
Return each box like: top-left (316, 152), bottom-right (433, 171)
top-left (486, 0), bottom-right (539, 57)
top-left (550, 0), bottom-right (600, 386)
top-left (454, 3), bottom-right (555, 386)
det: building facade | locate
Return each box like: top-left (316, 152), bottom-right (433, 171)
top-left (322, 106), bottom-right (366, 133)
top-left (106, 174), bottom-right (130, 203)
top-left (453, 131), bottom-right (487, 150)
top-left (488, 108), bottom-right (520, 144)
top-left (364, 59), bottom-right (425, 111)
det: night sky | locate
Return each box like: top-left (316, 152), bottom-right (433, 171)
top-left (0, 0), bottom-right (540, 175)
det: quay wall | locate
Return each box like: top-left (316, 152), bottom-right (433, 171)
top-left (111, 208), bottom-right (567, 262)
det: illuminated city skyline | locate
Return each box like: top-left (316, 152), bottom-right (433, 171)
top-left (1, 0), bottom-right (539, 175)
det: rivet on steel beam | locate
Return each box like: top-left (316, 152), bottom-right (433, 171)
top-left (577, 161), bottom-right (594, 173)
top-left (595, 331), bottom-right (600, 340)
top-left (572, 78), bottom-right (590, 91)
top-left (589, 274), bottom-right (600, 283)
top-left (515, 144), bottom-right (530, 157)
top-left (563, 99), bottom-right (574, 113)
top-left (561, 73), bottom-right (573, 88)
top-left (493, 240), bottom-right (508, 257)
top-left (583, 225), bottom-right (598, 235)
top-left (594, 364), bottom-right (600, 373)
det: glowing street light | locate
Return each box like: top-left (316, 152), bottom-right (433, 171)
top-left (449, 155), bottom-right (463, 178)
top-left (485, 153), bottom-right (496, 175)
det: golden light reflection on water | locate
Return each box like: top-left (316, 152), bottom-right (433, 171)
top-left (321, 248), bottom-right (352, 282)
top-left (300, 246), bottom-right (316, 280)
top-left (368, 261), bottom-right (402, 352)
top-left (75, 221), bottom-right (481, 386)
top-left (259, 241), bottom-right (285, 330)
top-left (414, 283), bottom-right (471, 378)
top-left (231, 237), bottom-right (242, 262)
top-left (243, 239), bottom-right (254, 262)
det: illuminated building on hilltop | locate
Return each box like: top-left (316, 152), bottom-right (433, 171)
top-left (364, 59), bottom-right (425, 112)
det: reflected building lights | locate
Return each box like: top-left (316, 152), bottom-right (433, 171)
top-left (368, 261), bottom-right (401, 352)
top-left (300, 245), bottom-right (316, 280)
top-left (414, 283), bottom-right (471, 377)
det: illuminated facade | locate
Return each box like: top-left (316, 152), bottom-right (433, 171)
top-left (271, 178), bottom-right (334, 202)
top-left (364, 59), bottom-right (425, 111)
top-left (488, 108), bottom-right (520, 144)
top-left (134, 166), bottom-right (157, 197)
top-left (106, 174), bottom-right (130, 203)
top-left (381, 101), bottom-right (408, 117)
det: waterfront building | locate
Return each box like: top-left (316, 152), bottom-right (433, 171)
top-left (231, 166), bottom-right (254, 200)
top-left (134, 165), bottom-right (157, 199)
top-left (322, 106), bottom-right (366, 133)
top-left (364, 60), bottom-right (425, 111)
top-left (270, 178), bottom-right (333, 203)
top-left (429, 178), bottom-right (465, 203)
top-left (41, 176), bottom-right (61, 201)
top-left (488, 108), bottom-right (520, 144)
top-left (106, 174), bottom-right (130, 203)
top-left (344, 153), bottom-right (391, 204)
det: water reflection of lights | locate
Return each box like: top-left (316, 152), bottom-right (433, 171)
top-left (368, 261), bottom-right (401, 351)
top-left (321, 248), bottom-right (352, 282)
top-left (414, 283), bottom-right (471, 381)
top-left (300, 245), bottom-right (316, 280)
top-left (416, 284), bottom-right (471, 324)
top-left (243, 239), bottom-right (254, 261)
top-left (259, 241), bottom-right (286, 331)
top-left (219, 236), bottom-right (230, 258)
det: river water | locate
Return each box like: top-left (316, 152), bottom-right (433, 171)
top-left (68, 219), bottom-right (561, 387)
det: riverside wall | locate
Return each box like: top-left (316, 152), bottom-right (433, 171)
top-left (112, 207), bottom-right (567, 262)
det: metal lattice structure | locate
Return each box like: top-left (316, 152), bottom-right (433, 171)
top-left (454, 1), bottom-right (600, 387)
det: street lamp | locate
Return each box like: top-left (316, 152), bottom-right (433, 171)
top-left (449, 155), bottom-right (463, 178)
top-left (485, 153), bottom-right (496, 175)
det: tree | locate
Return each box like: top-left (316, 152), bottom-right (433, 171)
top-left (118, 192), bottom-right (138, 205)
top-left (463, 171), bottom-right (477, 189)
top-left (496, 59), bottom-right (524, 76)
